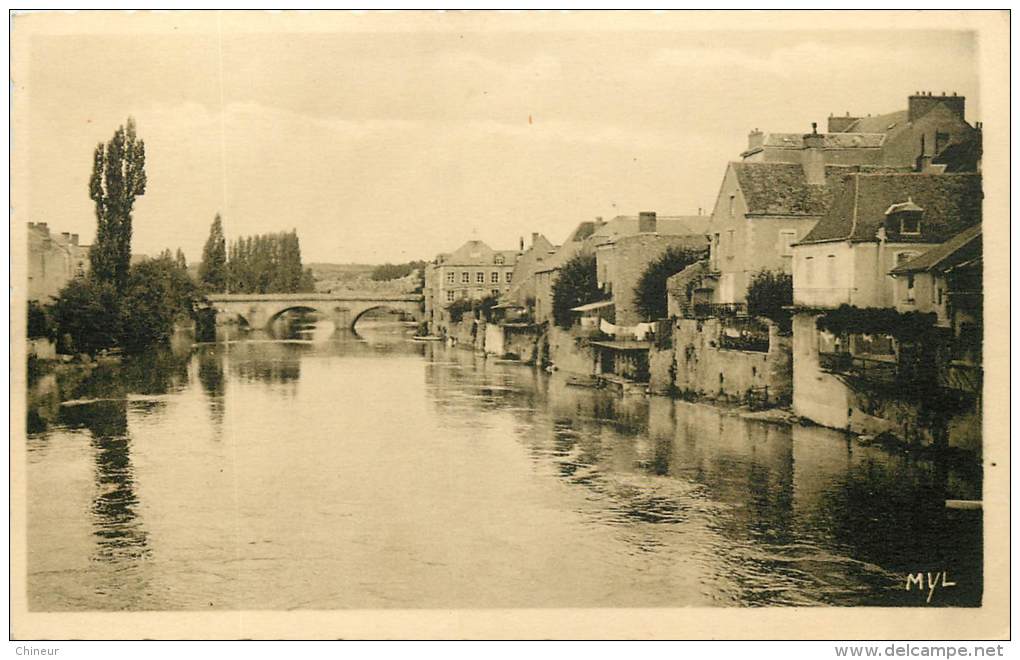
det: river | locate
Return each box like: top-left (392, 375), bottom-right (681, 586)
top-left (25, 318), bottom-right (982, 610)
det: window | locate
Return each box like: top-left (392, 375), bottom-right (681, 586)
top-left (804, 256), bottom-right (814, 284)
top-left (728, 194), bottom-right (736, 218)
top-left (446, 290), bottom-right (455, 302)
top-left (491, 271), bottom-right (499, 283)
top-left (491, 289), bottom-right (500, 297)
top-left (446, 272), bottom-right (455, 284)
top-left (494, 255), bottom-right (505, 265)
top-left (476, 272), bottom-right (484, 283)
top-left (506, 272), bottom-right (512, 283)
top-left (780, 230), bottom-right (796, 257)
top-left (461, 272), bottom-right (470, 283)
top-left (900, 216), bottom-right (921, 235)
top-left (726, 229), bottom-right (735, 257)
top-left (827, 255), bottom-right (837, 287)
top-left (905, 275), bottom-right (915, 302)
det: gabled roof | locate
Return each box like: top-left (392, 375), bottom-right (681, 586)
top-left (761, 132), bottom-right (886, 150)
top-left (591, 214), bottom-right (710, 242)
top-left (731, 162), bottom-right (865, 216)
top-left (889, 224), bottom-right (982, 275)
top-left (800, 172), bottom-right (982, 245)
top-left (842, 110), bottom-right (910, 135)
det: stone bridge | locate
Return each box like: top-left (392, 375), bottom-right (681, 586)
top-left (205, 292), bottom-right (423, 331)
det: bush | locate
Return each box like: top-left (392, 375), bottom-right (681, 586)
top-left (50, 277), bottom-right (122, 354)
top-left (50, 251), bottom-right (200, 355)
top-left (446, 293), bottom-right (499, 324)
top-left (634, 246), bottom-right (707, 321)
top-left (27, 301), bottom-right (53, 339)
top-left (552, 253), bottom-right (601, 329)
top-left (746, 269), bottom-right (793, 332)
top-left (447, 298), bottom-right (474, 323)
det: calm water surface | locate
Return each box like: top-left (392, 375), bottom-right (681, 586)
top-left (26, 320), bottom-right (982, 609)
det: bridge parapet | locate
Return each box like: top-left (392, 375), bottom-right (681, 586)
top-left (204, 292), bottom-right (423, 331)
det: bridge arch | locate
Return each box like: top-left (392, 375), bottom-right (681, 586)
top-left (205, 293), bottom-right (423, 333)
top-left (350, 304), bottom-right (417, 332)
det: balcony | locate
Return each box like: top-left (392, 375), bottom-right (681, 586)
top-left (818, 352), bottom-right (898, 383)
top-left (679, 302), bottom-right (747, 320)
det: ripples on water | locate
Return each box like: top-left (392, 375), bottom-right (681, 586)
top-left (25, 319), bottom-right (982, 610)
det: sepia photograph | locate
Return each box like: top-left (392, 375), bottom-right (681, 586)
top-left (8, 8), bottom-right (1010, 643)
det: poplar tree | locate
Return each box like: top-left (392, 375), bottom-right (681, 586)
top-left (199, 214), bottom-right (228, 292)
top-left (88, 118), bottom-right (147, 292)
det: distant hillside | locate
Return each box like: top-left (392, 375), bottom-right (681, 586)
top-left (306, 263), bottom-right (377, 283)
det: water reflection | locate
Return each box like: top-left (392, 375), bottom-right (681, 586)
top-left (26, 329), bottom-right (981, 610)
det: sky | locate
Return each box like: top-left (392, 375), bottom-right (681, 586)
top-left (16, 13), bottom-right (981, 264)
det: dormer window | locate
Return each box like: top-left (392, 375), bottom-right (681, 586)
top-left (884, 197), bottom-right (924, 237)
top-left (900, 215), bottom-right (921, 235)
top-left (494, 255), bottom-right (505, 265)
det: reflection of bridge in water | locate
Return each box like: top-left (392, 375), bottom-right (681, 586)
top-left (205, 292), bottom-right (423, 331)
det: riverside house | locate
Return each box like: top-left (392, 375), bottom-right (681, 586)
top-left (790, 171), bottom-right (982, 449)
top-left (424, 240), bottom-right (519, 337)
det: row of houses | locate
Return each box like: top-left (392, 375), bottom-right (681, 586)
top-left (422, 91), bottom-right (983, 451)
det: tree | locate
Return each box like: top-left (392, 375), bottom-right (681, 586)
top-left (225, 230), bottom-right (312, 294)
top-left (199, 214), bottom-right (227, 292)
top-left (50, 278), bottom-right (122, 354)
top-left (551, 252), bottom-right (600, 329)
top-left (119, 252), bottom-right (199, 352)
top-left (89, 118), bottom-right (147, 292)
top-left (746, 269), bottom-right (793, 332)
top-left (634, 246), bottom-right (706, 321)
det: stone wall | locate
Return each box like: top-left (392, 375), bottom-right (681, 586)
top-left (484, 323), bottom-right (543, 364)
top-left (547, 325), bottom-right (597, 376)
top-left (792, 312), bottom-right (981, 452)
top-left (660, 317), bottom-right (792, 405)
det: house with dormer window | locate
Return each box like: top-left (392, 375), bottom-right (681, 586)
top-left (789, 171), bottom-right (982, 437)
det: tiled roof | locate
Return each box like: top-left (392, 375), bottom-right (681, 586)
top-left (889, 224), bottom-right (982, 274)
top-left (762, 132), bottom-right (885, 149)
top-left (800, 172), bottom-right (982, 244)
top-left (591, 214), bottom-right (710, 242)
top-left (842, 110), bottom-right (910, 134)
top-left (731, 162), bottom-right (862, 216)
top-left (933, 136), bottom-right (983, 173)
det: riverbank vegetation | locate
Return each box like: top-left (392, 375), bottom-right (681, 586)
top-left (634, 246), bottom-right (706, 321)
top-left (551, 253), bottom-right (601, 329)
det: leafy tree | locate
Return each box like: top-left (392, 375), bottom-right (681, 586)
top-left (226, 230), bottom-right (311, 294)
top-left (199, 213), bottom-right (228, 292)
top-left (50, 278), bottom-right (122, 354)
top-left (27, 301), bottom-right (53, 339)
top-left (746, 269), bottom-right (793, 332)
top-left (552, 252), bottom-right (600, 329)
top-left (89, 118), bottom-right (147, 292)
top-left (634, 246), bottom-right (706, 321)
top-left (119, 253), bottom-right (199, 352)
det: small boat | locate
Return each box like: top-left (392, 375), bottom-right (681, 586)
top-left (411, 335), bottom-right (442, 342)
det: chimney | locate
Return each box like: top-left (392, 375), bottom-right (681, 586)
top-left (747, 128), bottom-right (764, 152)
top-left (802, 123), bottom-right (826, 185)
top-left (908, 91), bottom-right (965, 122)
top-left (61, 231), bottom-right (70, 242)
top-left (70, 233), bottom-right (79, 246)
top-left (638, 211), bottom-right (657, 233)
top-left (916, 133), bottom-right (933, 172)
top-left (519, 236), bottom-right (524, 252)
top-left (531, 232), bottom-right (539, 247)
